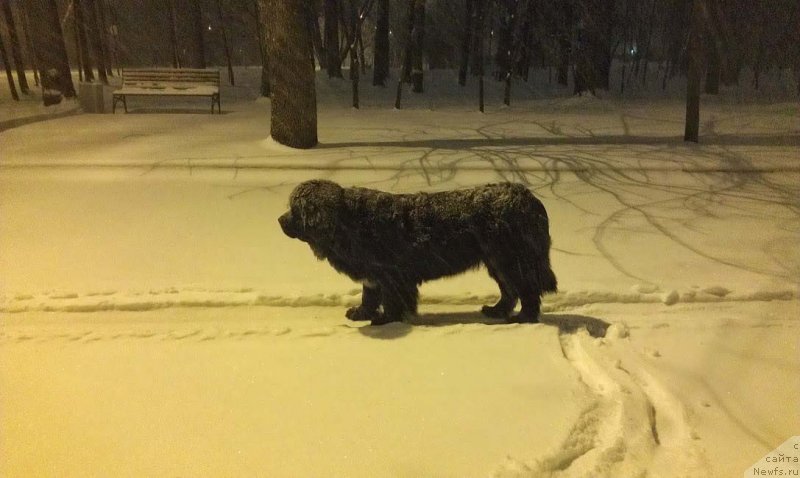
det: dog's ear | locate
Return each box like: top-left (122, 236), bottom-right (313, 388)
top-left (291, 180), bottom-right (344, 237)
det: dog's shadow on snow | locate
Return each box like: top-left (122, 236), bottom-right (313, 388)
top-left (357, 312), bottom-right (610, 340)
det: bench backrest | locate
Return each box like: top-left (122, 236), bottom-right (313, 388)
top-left (122, 68), bottom-right (220, 89)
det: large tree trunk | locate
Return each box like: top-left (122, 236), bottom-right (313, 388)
top-left (28, 0), bottom-right (76, 101)
top-left (684, 0), bottom-right (705, 143)
top-left (324, 0), bottom-right (342, 78)
top-left (264, 0), bottom-right (317, 149)
top-left (373, 0), bottom-right (389, 86)
top-left (2, 0), bottom-right (29, 93)
top-left (189, 0), bottom-right (206, 68)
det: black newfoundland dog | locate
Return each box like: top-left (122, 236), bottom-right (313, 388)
top-left (279, 180), bottom-right (557, 326)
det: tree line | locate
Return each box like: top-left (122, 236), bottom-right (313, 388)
top-left (1, 0), bottom-right (798, 145)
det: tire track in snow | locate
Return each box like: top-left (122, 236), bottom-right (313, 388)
top-left (496, 328), bottom-right (709, 477)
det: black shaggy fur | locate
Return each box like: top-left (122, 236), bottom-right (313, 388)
top-left (278, 180), bottom-right (557, 326)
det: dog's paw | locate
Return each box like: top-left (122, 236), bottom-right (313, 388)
top-left (481, 304), bottom-right (512, 319)
top-left (346, 306), bottom-right (379, 322)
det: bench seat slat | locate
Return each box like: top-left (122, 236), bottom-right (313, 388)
top-left (116, 86), bottom-right (219, 96)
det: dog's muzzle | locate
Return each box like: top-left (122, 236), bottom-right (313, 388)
top-left (278, 212), bottom-right (298, 238)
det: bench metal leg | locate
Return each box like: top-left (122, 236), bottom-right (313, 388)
top-left (113, 95), bottom-right (127, 113)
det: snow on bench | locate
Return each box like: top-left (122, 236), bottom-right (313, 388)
top-left (112, 68), bottom-right (221, 114)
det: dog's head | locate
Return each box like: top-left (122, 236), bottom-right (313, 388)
top-left (279, 180), bottom-right (344, 253)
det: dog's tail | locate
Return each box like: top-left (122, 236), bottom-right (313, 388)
top-left (523, 192), bottom-right (557, 293)
top-left (539, 235), bottom-right (558, 293)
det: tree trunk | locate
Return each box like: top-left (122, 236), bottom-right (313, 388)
top-left (75, 0), bottom-right (94, 81)
top-left (189, 0), bottom-right (206, 68)
top-left (95, 0), bottom-right (112, 76)
top-left (411, 0), bottom-right (424, 93)
top-left (0, 28), bottom-right (20, 100)
top-left (264, 0), bottom-right (317, 149)
top-left (704, 37), bottom-right (719, 94)
top-left (308, 5), bottom-right (325, 69)
top-left (475, 0), bottom-right (485, 111)
top-left (373, 0), bottom-right (389, 86)
top-left (28, 0), bottom-right (76, 100)
top-left (684, 0), bottom-right (704, 143)
top-left (557, 0), bottom-right (571, 86)
top-left (83, 0), bottom-right (108, 84)
top-left (168, 0), bottom-right (180, 68)
top-left (2, 0), bottom-right (29, 93)
top-left (255, 0), bottom-right (270, 96)
top-left (394, 0), bottom-right (415, 108)
top-left (19, 5), bottom-right (39, 86)
top-left (458, 0), bottom-right (474, 86)
top-left (215, 0), bottom-right (235, 85)
top-left (640, 0), bottom-right (657, 85)
top-left (324, 0), bottom-right (342, 78)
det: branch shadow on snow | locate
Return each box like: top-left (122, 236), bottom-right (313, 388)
top-left (328, 130), bottom-right (800, 285)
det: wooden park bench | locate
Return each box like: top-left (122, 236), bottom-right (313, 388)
top-left (112, 68), bottom-right (221, 114)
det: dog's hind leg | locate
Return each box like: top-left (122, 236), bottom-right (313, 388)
top-left (514, 292), bottom-right (542, 323)
top-left (481, 265), bottom-right (518, 319)
top-left (346, 283), bottom-right (382, 322)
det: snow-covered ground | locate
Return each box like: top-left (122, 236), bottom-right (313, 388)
top-left (1, 68), bottom-right (798, 477)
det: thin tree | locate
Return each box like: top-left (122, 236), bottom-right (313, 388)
top-left (684, 0), bottom-right (705, 143)
top-left (394, 0), bottom-right (416, 108)
top-left (458, 0), bottom-right (474, 86)
top-left (0, 26), bottom-right (20, 100)
top-left (19, 5), bottom-right (39, 86)
top-left (96, 0), bottom-right (113, 76)
top-left (557, 0), bottom-right (571, 86)
top-left (410, 0), bottom-right (424, 93)
top-left (168, 0), bottom-right (181, 68)
top-left (307, 4), bottom-right (325, 68)
top-left (264, 0), bottom-right (317, 148)
top-left (475, 0), bottom-right (485, 111)
top-left (215, 0), bottom-right (235, 85)
top-left (75, 0), bottom-right (94, 81)
top-left (341, 0), bottom-right (376, 108)
top-left (1, 0), bottom-right (29, 93)
top-left (189, 0), bottom-right (206, 68)
top-left (372, 0), bottom-right (389, 86)
top-left (324, 0), bottom-right (342, 77)
top-left (84, 0), bottom-right (107, 84)
top-left (254, 0), bottom-right (270, 97)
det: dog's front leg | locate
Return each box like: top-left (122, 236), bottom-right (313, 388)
top-left (345, 283), bottom-right (382, 322)
top-left (372, 274), bottom-right (418, 326)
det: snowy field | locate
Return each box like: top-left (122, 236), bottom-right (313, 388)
top-left (1, 68), bottom-right (798, 477)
